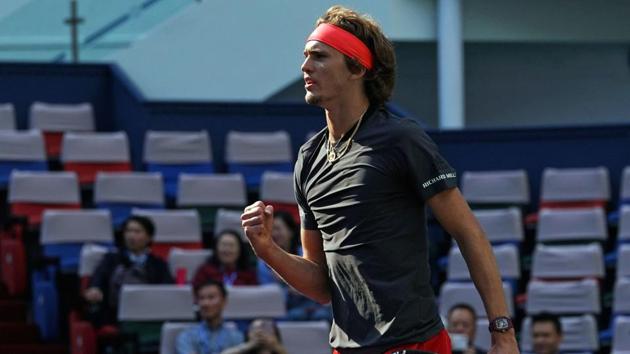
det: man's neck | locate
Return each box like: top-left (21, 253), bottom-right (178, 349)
top-left (205, 316), bottom-right (223, 330)
top-left (324, 96), bottom-right (370, 142)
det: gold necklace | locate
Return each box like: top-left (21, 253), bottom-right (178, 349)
top-left (326, 111), bottom-right (365, 163)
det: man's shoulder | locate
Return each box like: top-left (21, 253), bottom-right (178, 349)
top-left (298, 127), bottom-right (326, 156)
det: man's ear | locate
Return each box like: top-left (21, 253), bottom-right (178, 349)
top-left (349, 66), bottom-right (367, 81)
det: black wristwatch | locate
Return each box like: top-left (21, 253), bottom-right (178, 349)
top-left (488, 316), bottom-right (514, 333)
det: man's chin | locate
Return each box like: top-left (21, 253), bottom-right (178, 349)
top-left (305, 93), bottom-right (321, 106)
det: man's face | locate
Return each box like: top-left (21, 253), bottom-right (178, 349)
top-left (123, 220), bottom-right (151, 253)
top-left (301, 40), bottom-right (354, 107)
top-left (197, 284), bottom-right (226, 321)
top-left (532, 321), bottom-right (562, 354)
top-left (447, 308), bottom-right (476, 344)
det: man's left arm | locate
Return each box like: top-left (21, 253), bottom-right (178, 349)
top-left (428, 187), bottom-right (519, 353)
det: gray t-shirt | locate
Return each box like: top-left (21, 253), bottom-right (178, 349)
top-left (294, 106), bottom-right (457, 351)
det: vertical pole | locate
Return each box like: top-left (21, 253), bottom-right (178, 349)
top-left (64, 0), bottom-right (83, 63)
top-left (437, 0), bottom-right (464, 129)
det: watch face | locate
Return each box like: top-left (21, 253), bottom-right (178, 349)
top-left (496, 318), bottom-right (509, 329)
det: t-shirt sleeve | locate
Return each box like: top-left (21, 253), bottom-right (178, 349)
top-left (397, 120), bottom-right (457, 201)
top-left (294, 149), bottom-right (318, 230)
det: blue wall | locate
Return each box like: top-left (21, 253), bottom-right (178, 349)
top-left (1, 62), bottom-right (628, 208)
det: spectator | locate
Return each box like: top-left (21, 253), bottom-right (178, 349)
top-left (257, 211), bottom-right (331, 321)
top-left (193, 230), bottom-right (257, 289)
top-left (531, 313), bottom-right (562, 354)
top-left (223, 319), bottom-right (287, 354)
top-left (83, 215), bottom-right (173, 326)
top-left (176, 280), bottom-right (244, 354)
top-left (447, 304), bottom-right (484, 354)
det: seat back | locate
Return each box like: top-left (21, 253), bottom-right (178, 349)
top-left (260, 171), bottom-right (299, 223)
top-left (439, 281), bottom-right (514, 318)
top-left (619, 205), bottom-right (630, 243)
top-left (614, 277), bottom-right (630, 315)
top-left (61, 132), bottom-right (131, 184)
top-left (531, 243), bottom-right (604, 279)
top-left (223, 284), bottom-right (286, 320)
top-left (473, 207), bottom-right (524, 243)
top-left (612, 316), bottom-right (630, 353)
top-left (0, 130), bottom-right (47, 185)
top-left (0, 103), bottom-right (16, 130)
top-left (462, 169), bottom-right (529, 205)
top-left (540, 167), bottom-right (610, 206)
top-left (618, 244), bottom-right (630, 279)
top-left (520, 315), bottom-right (599, 352)
top-left (29, 102), bottom-right (95, 157)
top-left (537, 207), bottom-right (607, 242)
top-left (621, 166), bottom-right (630, 204)
top-left (159, 322), bottom-right (196, 354)
top-left (168, 248), bottom-right (212, 283)
top-left (176, 173), bottom-right (246, 207)
top-left (214, 208), bottom-right (245, 239)
top-left (448, 244), bottom-right (520, 281)
top-left (132, 209), bottom-right (202, 259)
top-left (118, 284), bottom-right (195, 321)
top-left (0, 238), bottom-right (27, 296)
top-left (526, 279), bottom-right (600, 315)
top-left (277, 321), bottom-right (330, 354)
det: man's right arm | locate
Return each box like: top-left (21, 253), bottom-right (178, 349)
top-left (241, 202), bottom-right (330, 304)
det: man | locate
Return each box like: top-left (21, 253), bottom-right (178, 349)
top-left (176, 280), bottom-right (244, 354)
top-left (531, 313), bottom-right (562, 354)
top-left (447, 304), bottom-right (484, 354)
top-left (241, 5), bottom-right (519, 354)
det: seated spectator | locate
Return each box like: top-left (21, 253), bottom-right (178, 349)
top-left (446, 303), bottom-right (484, 354)
top-left (193, 230), bottom-right (257, 289)
top-left (176, 280), bottom-right (244, 354)
top-left (83, 215), bottom-right (173, 326)
top-left (257, 211), bottom-right (331, 321)
top-left (223, 318), bottom-right (287, 354)
top-left (531, 313), bottom-right (562, 354)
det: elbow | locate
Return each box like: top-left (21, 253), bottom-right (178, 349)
top-left (314, 291), bottom-right (331, 305)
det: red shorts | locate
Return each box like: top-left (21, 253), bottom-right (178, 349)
top-left (333, 329), bottom-right (452, 354)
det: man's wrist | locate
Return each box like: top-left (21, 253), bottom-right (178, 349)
top-left (491, 328), bottom-right (517, 343)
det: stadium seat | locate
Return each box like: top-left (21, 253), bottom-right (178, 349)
top-left (260, 171), bottom-right (299, 224)
top-left (94, 172), bottom-right (164, 226)
top-left (144, 130), bottom-right (214, 198)
top-left (618, 244), bottom-right (630, 279)
top-left (118, 284), bottom-right (195, 353)
top-left (474, 318), bottom-right (491, 352)
top-left (472, 207), bottom-right (524, 244)
top-left (0, 103), bottom-right (16, 130)
top-left (536, 207), bottom-right (607, 243)
top-left (520, 315), bottom-right (599, 353)
top-left (0, 237), bottom-right (27, 296)
top-left (61, 132), bottom-right (132, 184)
top-left (619, 205), bottom-right (630, 244)
top-left (223, 284), bottom-right (286, 320)
top-left (461, 170), bottom-right (530, 207)
top-left (539, 167), bottom-right (610, 209)
top-left (620, 167), bottom-right (630, 207)
top-left (447, 244), bottom-right (520, 282)
top-left (526, 279), bottom-right (600, 315)
top-left (531, 243), bottom-right (604, 279)
top-left (131, 209), bottom-right (202, 260)
top-left (225, 131), bottom-right (292, 189)
top-left (613, 277), bottom-right (630, 315)
top-left (32, 266), bottom-right (59, 341)
top-left (612, 316), bottom-right (630, 354)
top-left (439, 281), bottom-right (514, 318)
top-left (176, 173), bottom-right (246, 231)
top-left (214, 208), bottom-right (245, 239)
top-left (40, 209), bottom-right (113, 272)
top-left (277, 321), bottom-right (330, 354)
top-left (29, 102), bottom-right (95, 158)
top-left (78, 243), bottom-right (109, 293)
top-left (167, 248), bottom-right (212, 284)
top-left (8, 171), bottom-right (81, 226)
top-left (0, 130), bottom-right (47, 187)
top-left (159, 322), bottom-right (196, 354)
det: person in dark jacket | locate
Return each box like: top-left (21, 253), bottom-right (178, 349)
top-left (83, 215), bottom-right (173, 326)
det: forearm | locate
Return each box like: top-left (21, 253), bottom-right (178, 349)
top-left (258, 243), bottom-right (330, 304)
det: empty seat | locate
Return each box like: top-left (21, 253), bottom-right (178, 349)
top-left (94, 172), bottom-right (164, 226)
top-left (159, 322), bottom-right (196, 354)
top-left (0, 237), bottom-right (27, 296)
top-left (8, 171), bottom-right (81, 226)
top-left (168, 248), bottom-right (212, 283)
top-left (537, 207), bottom-right (607, 242)
top-left (447, 244), bottom-right (520, 281)
top-left (531, 243), bottom-right (604, 279)
top-left (214, 208), bottom-right (245, 239)
top-left (540, 167), bottom-right (610, 208)
top-left (439, 281), bottom-right (514, 318)
top-left (621, 167), bottom-right (630, 205)
top-left (614, 277), bottom-right (630, 315)
top-left (61, 132), bottom-right (131, 184)
top-left (520, 315), bottom-right (599, 352)
top-left (225, 131), bottom-right (292, 189)
top-left (41, 209), bottom-right (113, 271)
top-left (0, 130), bottom-right (47, 186)
top-left (143, 131), bottom-right (214, 198)
top-left (461, 170), bottom-right (529, 206)
top-left (526, 279), bottom-right (600, 315)
top-left (260, 171), bottom-right (299, 223)
top-left (29, 102), bottom-right (95, 157)
top-left (618, 244), bottom-right (630, 279)
top-left (132, 209), bottom-right (202, 259)
top-left (118, 284), bottom-right (195, 321)
top-left (619, 205), bottom-right (630, 243)
top-left (277, 321), bottom-right (330, 354)
top-left (473, 207), bottom-right (524, 244)
top-left (176, 173), bottom-right (246, 230)
top-left (0, 103), bottom-right (16, 130)
top-left (223, 284), bottom-right (286, 319)
top-left (612, 316), bottom-right (630, 354)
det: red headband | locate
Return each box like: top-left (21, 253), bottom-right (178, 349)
top-left (307, 23), bottom-right (374, 70)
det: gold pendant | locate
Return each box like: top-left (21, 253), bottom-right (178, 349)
top-left (327, 149), bottom-right (337, 162)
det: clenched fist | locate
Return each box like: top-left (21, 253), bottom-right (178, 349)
top-left (241, 201), bottom-right (275, 257)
